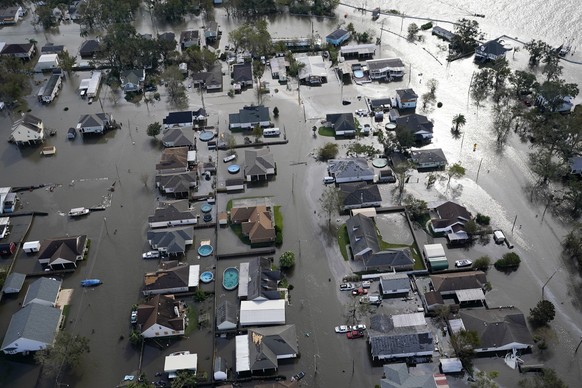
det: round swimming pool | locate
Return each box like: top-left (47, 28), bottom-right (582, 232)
top-left (200, 271), bottom-right (214, 283)
top-left (372, 158), bottom-right (389, 168)
top-left (198, 244), bottom-right (214, 257)
top-left (199, 131), bottom-right (215, 142)
top-left (228, 164), bottom-right (241, 174)
top-left (200, 203), bottom-right (212, 213)
top-left (223, 267), bottom-right (239, 290)
top-left (353, 70), bottom-right (364, 79)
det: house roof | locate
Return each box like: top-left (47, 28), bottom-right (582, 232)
top-left (79, 39), bottom-right (100, 55)
top-left (120, 69), bottom-right (144, 86)
top-left (78, 113), bottom-right (111, 128)
top-left (460, 308), bottom-right (533, 349)
top-left (430, 271), bottom-right (487, 293)
top-left (205, 21), bottom-right (219, 35)
top-left (180, 30), bottom-right (199, 43)
top-left (158, 32), bottom-right (176, 42)
top-left (1, 43), bottom-right (33, 55)
top-left (11, 114), bottom-right (44, 142)
top-left (162, 128), bottom-right (194, 148)
top-left (328, 158), bottom-right (374, 181)
top-left (477, 39), bottom-right (507, 56)
top-left (423, 291), bottom-right (444, 308)
top-left (240, 208), bottom-right (276, 243)
top-left (297, 55), bottom-right (327, 80)
top-left (245, 149), bottom-right (275, 177)
top-left (143, 262), bottom-right (195, 293)
top-left (431, 201), bottom-right (472, 230)
top-left (366, 58), bottom-right (405, 72)
top-left (148, 200), bottom-right (196, 224)
top-left (156, 172), bottom-right (197, 192)
top-left (326, 113), bottom-right (356, 134)
top-left (369, 331), bottom-right (434, 359)
top-left (570, 156), bottom-right (582, 172)
top-left (163, 111), bottom-right (193, 126)
top-left (138, 294), bottom-right (184, 333)
top-left (326, 29), bottom-right (349, 41)
top-left (41, 44), bottom-right (65, 54)
top-left (23, 277), bottom-right (61, 307)
top-left (432, 26), bottom-right (456, 41)
top-left (369, 98), bottom-right (392, 109)
top-left (38, 235), bottom-right (87, 265)
top-left (346, 213), bottom-right (379, 256)
top-left (146, 226), bottom-right (194, 254)
top-left (395, 114), bottom-right (433, 135)
top-left (381, 363), bottom-right (437, 388)
top-left (156, 147), bottom-right (189, 172)
top-left (410, 149), bottom-right (447, 166)
top-left (1, 303), bottom-right (61, 352)
top-left (233, 62), bottom-right (252, 83)
top-left (230, 105), bottom-right (270, 125)
top-left (340, 182), bottom-right (381, 207)
top-left (239, 257), bottom-right (281, 301)
top-left (379, 275), bottom-right (411, 291)
top-left (191, 62), bottom-right (222, 88)
top-left (248, 325), bottom-right (298, 369)
top-left (367, 249), bottom-right (414, 269)
top-left (239, 299), bottom-right (286, 326)
top-left (216, 300), bottom-right (237, 330)
top-left (396, 88), bottom-right (418, 101)
top-left (2, 272), bottom-right (26, 294)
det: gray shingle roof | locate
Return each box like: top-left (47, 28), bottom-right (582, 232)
top-left (379, 275), bottom-right (411, 292)
top-left (2, 272), bottom-right (26, 294)
top-left (1, 304), bottom-right (61, 353)
top-left (23, 277), bottom-right (61, 307)
top-left (395, 114), bottom-right (433, 135)
top-left (162, 128), bottom-right (193, 148)
top-left (147, 226), bottom-right (194, 254)
top-left (460, 308), bottom-right (533, 350)
top-left (340, 182), bottom-right (381, 207)
top-left (247, 325), bottom-right (298, 371)
top-left (327, 158), bottom-right (374, 181)
top-left (229, 105), bottom-right (270, 126)
top-left (148, 200), bottom-right (196, 224)
top-left (216, 300), bottom-right (237, 330)
top-left (396, 88), bottom-right (418, 101)
top-left (245, 149), bottom-right (275, 176)
top-left (346, 213), bottom-right (379, 258)
top-left (233, 62), bottom-right (252, 83)
top-left (367, 250), bottom-right (414, 269)
top-left (410, 149), bottom-right (447, 166)
top-left (326, 113), bottom-right (356, 134)
top-left (477, 39), bottom-right (507, 56)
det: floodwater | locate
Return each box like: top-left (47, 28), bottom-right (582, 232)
top-left (1, 1), bottom-right (582, 387)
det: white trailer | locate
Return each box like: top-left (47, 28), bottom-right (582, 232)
top-left (86, 71), bottom-right (102, 98)
top-left (40, 74), bottom-right (63, 104)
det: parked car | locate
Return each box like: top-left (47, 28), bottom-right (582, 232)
top-left (361, 281), bottom-right (371, 288)
top-left (493, 230), bottom-right (506, 244)
top-left (346, 330), bottom-right (364, 339)
top-left (130, 310), bottom-right (138, 324)
top-left (352, 287), bottom-right (368, 296)
top-left (340, 283), bottom-right (354, 291)
top-left (350, 324), bottom-right (366, 331)
top-left (323, 176), bottom-right (335, 184)
top-left (142, 251), bottom-right (160, 259)
top-left (455, 259), bottom-right (473, 268)
top-left (334, 325), bottom-right (349, 333)
top-left (291, 371), bottom-right (305, 382)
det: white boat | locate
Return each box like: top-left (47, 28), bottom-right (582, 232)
top-left (68, 207), bottom-right (90, 217)
top-left (40, 146), bottom-right (56, 156)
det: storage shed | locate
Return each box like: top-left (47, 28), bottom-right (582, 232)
top-left (23, 241), bottom-right (41, 253)
top-left (34, 54), bottom-right (59, 73)
top-left (2, 272), bottom-right (26, 294)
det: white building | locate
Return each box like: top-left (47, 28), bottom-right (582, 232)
top-left (239, 299), bottom-right (286, 326)
top-left (164, 351), bottom-right (197, 379)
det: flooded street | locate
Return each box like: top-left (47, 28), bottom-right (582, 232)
top-left (0, 1), bottom-right (581, 387)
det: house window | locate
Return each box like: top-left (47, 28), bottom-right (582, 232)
top-left (164, 331), bottom-right (168, 335)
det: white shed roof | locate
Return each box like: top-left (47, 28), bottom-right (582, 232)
top-left (235, 334), bottom-right (250, 372)
top-left (23, 241), bottom-right (41, 250)
top-left (188, 265), bottom-right (200, 288)
top-left (239, 300), bottom-right (285, 326)
top-left (392, 312), bottom-right (427, 328)
top-left (424, 243), bottom-right (445, 258)
top-left (164, 352), bottom-right (198, 373)
top-left (455, 288), bottom-right (486, 302)
top-left (350, 208), bottom-right (377, 218)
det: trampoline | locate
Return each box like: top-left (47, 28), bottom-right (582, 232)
top-left (198, 244), bottom-right (214, 257)
top-left (199, 131), bottom-right (215, 142)
top-left (228, 164), bottom-right (241, 174)
top-left (223, 267), bottom-right (239, 290)
top-left (200, 271), bottom-right (214, 283)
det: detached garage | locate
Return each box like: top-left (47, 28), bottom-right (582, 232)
top-left (34, 54), bottom-right (59, 73)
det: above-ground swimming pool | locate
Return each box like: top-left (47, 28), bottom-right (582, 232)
top-left (198, 244), bottom-right (214, 257)
top-left (199, 131), bottom-right (215, 142)
top-left (200, 271), bottom-right (214, 283)
top-left (353, 70), bottom-right (364, 79)
top-left (200, 203), bottom-right (212, 213)
top-left (223, 267), bottom-right (239, 290)
top-left (228, 164), bottom-right (241, 174)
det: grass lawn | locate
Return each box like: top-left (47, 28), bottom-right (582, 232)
top-left (337, 224), bottom-right (349, 261)
top-left (185, 306), bottom-right (198, 336)
top-left (274, 205), bottom-right (283, 230)
top-left (318, 127), bottom-right (335, 137)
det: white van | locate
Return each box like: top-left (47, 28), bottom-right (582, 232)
top-left (223, 154), bottom-right (236, 163)
top-left (323, 176), bottom-right (335, 184)
top-left (493, 230), bottom-right (506, 244)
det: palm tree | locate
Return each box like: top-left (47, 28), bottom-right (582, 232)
top-left (452, 114), bottom-right (467, 134)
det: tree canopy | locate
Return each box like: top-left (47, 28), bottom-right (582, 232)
top-left (228, 20), bottom-right (273, 57)
top-left (318, 142), bottom-right (339, 161)
top-left (34, 332), bottom-right (90, 378)
top-left (279, 251), bottom-right (296, 270)
top-left (529, 300), bottom-right (556, 326)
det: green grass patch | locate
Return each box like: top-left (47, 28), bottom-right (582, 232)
top-left (318, 126), bottom-right (335, 137)
top-left (337, 224), bottom-right (350, 261)
top-left (226, 199), bottom-right (233, 211)
top-left (185, 306), bottom-right (198, 336)
top-left (230, 223), bottom-right (251, 245)
top-left (274, 205), bottom-right (283, 230)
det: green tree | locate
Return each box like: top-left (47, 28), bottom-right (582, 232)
top-left (35, 6), bottom-right (58, 29)
top-left (542, 54), bottom-right (563, 82)
top-left (318, 142), bottom-right (339, 161)
top-left (563, 223), bottom-right (582, 269)
top-left (34, 332), bottom-right (90, 378)
top-left (58, 50), bottom-right (77, 74)
top-left (471, 370), bottom-right (500, 388)
top-left (347, 142), bottom-right (378, 158)
top-left (252, 124), bottom-right (263, 142)
top-left (320, 186), bottom-right (342, 226)
top-left (228, 20), bottom-right (272, 57)
top-left (452, 18), bottom-right (480, 53)
top-left (0, 56), bottom-right (32, 108)
top-left (129, 329), bottom-right (144, 346)
top-left (407, 23), bottom-right (419, 42)
top-left (529, 300), bottom-right (556, 326)
top-left (273, 107), bottom-right (279, 118)
top-left (518, 368), bottom-right (567, 388)
top-left (279, 251), bottom-right (296, 270)
top-left (163, 66), bottom-right (188, 108)
top-left (524, 39), bottom-right (552, 66)
top-left (473, 256), bottom-right (491, 271)
top-left (395, 127), bottom-right (416, 150)
top-left (508, 70), bottom-right (538, 97)
top-left (393, 161), bottom-right (411, 205)
top-left (450, 330), bottom-right (480, 369)
top-left (171, 370), bottom-right (198, 388)
top-left (494, 252), bottom-right (521, 271)
top-left (147, 122), bottom-right (162, 138)
top-left (402, 195), bottom-right (428, 224)
top-left (451, 114), bottom-right (466, 134)
top-left (446, 163), bottom-right (466, 188)
top-left (470, 69), bottom-right (494, 108)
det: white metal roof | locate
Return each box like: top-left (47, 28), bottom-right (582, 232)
top-left (188, 265), bottom-right (200, 288)
top-left (239, 300), bottom-right (285, 326)
top-left (22, 241), bottom-right (40, 249)
top-left (392, 312), bottom-right (427, 328)
top-left (455, 288), bottom-right (486, 302)
top-left (350, 208), bottom-right (377, 217)
top-left (424, 243), bottom-right (445, 258)
top-left (164, 352), bottom-right (198, 373)
top-left (448, 318), bottom-right (465, 333)
top-left (37, 54), bottom-right (58, 63)
top-left (238, 262), bottom-right (250, 298)
top-left (235, 334), bottom-right (250, 372)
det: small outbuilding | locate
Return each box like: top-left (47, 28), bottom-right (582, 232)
top-left (2, 272), bottom-right (26, 294)
top-left (440, 358), bottom-right (463, 374)
top-left (23, 241), bottom-right (41, 253)
top-left (34, 54), bottom-right (60, 73)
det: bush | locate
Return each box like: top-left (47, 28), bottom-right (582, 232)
top-left (494, 252), bottom-right (521, 270)
top-left (318, 142), bottom-right (339, 161)
top-left (279, 251), bottom-right (296, 270)
top-left (476, 213), bottom-right (491, 225)
top-left (529, 300), bottom-right (556, 326)
top-left (473, 256), bottom-right (491, 271)
top-left (275, 225), bottom-right (283, 245)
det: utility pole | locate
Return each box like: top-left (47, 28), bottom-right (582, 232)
top-left (475, 158), bottom-right (483, 183)
top-left (542, 269), bottom-right (559, 300)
